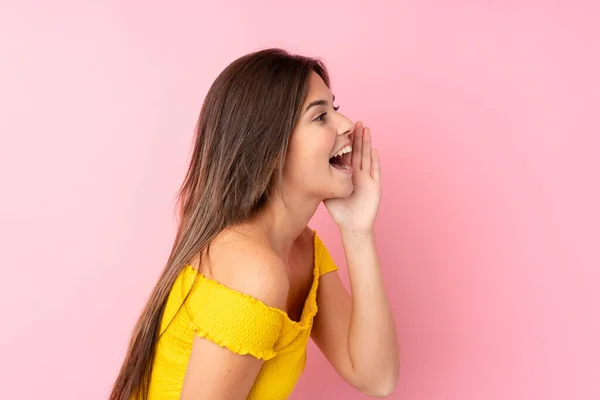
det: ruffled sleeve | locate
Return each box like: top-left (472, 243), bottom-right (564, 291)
top-left (184, 272), bottom-right (285, 360)
top-left (314, 232), bottom-right (339, 276)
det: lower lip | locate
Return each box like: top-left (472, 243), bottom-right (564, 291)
top-left (330, 163), bottom-right (353, 174)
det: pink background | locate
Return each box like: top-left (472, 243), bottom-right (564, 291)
top-left (1, 1), bottom-right (599, 399)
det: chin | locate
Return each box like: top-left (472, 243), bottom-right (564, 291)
top-left (328, 181), bottom-right (354, 199)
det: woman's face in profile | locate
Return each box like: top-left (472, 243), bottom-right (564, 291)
top-left (283, 72), bottom-right (355, 200)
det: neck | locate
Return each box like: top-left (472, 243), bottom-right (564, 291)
top-left (251, 189), bottom-right (321, 257)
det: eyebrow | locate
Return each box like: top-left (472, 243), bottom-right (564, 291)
top-left (305, 95), bottom-right (336, 114)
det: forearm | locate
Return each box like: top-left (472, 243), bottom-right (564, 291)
top-left (341, 229), bottom-right (399, 392)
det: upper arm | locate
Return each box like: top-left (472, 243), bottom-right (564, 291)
top-left (311, 271), bottom-right (355, 382)
top-left (181, 245), bottom-right (289, 400)
top-left (311, 232), bottom-right (358, 384)
top-left (181, 336), bottom-right (264, 400)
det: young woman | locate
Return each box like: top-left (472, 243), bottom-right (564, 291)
top-left (110, 48), bottom-right (399, 400)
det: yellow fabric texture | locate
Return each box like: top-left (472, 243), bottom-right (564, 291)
top-left (147, 231), bottom-right (339, 399)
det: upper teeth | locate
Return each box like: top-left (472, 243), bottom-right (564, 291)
top-left (333, 145), bottom-right (352, 157)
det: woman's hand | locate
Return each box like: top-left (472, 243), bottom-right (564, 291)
top-left (324, 122), bottom-right (382, 234)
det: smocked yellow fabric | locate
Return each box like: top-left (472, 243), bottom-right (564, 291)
top-left (147, 231), bottom-right (338, 399)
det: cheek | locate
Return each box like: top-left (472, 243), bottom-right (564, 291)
top-left (313, 136), bottom-right (334, 159)
top-left (291, 138), bottom-right (331, 164)
top-left (282, 147), bottom-right (327, 186)
top-left (284, 130), bottom-right (334, 180)
top-left (308, 143), bottom-right (332, 172)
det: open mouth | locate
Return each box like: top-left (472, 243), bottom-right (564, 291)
top-left (329, 145), bottom-right (352, 170)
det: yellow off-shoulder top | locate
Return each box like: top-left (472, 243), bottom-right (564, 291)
top-left (147, 231), bottom-right (338, 399)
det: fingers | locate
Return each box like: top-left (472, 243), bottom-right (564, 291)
top-left (371, 149), bottom-right (380, 181)
top-left (352, 121), bottom-right (363, 169)
top-left (362, 127), bottom-right (372, 172)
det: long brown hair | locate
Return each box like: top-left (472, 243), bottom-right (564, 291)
top-left (109, 48), bottom-right (330, 400)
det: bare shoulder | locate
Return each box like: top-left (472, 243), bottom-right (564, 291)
top-left (181, 229), bottom-right (290, 399)
top-left (202, 230), bottom-right (289, 310)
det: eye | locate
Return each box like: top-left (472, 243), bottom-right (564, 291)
top-left (314, 112), bottom-right (328, 122)
top-left (314, 105), bottom-right (340, 123)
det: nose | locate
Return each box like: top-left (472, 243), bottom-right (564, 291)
top-left (337, 115), bottom-right (355, 138)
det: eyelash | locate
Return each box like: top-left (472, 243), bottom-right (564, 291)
top-left (315, 105), bottom-right (340, 122)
